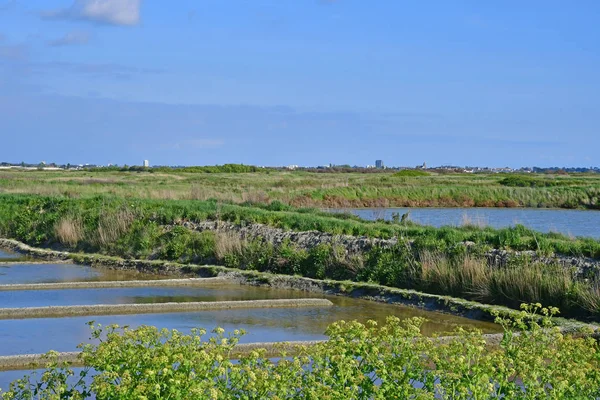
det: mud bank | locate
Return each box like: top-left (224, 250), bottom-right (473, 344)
top-left (0, 277), bottom-right (227, 291)
top-left (0, 298), bottom-right (333, 320)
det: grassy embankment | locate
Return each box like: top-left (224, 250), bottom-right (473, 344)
top-left (0, 169), bottom-right (599, 208)
top-left (1, 194), bottom-right (600, 319)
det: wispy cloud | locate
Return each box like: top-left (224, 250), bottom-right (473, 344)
top-left (166, 139), bottom-right (225, 150)
top-left (30, 61), bottom-right (164, 80)
top-left (0, 43), bottom-right (27, 61)
top-left (47, 31), bottom-right (90, 47)
top-left (41, 0), bottom-right (141, 26)
top-left (0, 0), bottom-right (15, 12)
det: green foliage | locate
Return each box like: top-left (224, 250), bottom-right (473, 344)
top-left (3, 304), bottom-right (600, 399)
top-left (359, 242), bottom-right (418, 287)
top-left (272, 239), bottom-right (307, 275)
top-left (240, 239), bottom-right (274, 271)
top-left (157, 228), bottom-right (216, 263)
top-left (393, 169), bottom-right (430, 177)
top-left (497, 174), bottom-right (582, 188)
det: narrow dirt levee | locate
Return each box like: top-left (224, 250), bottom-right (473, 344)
top-left (0, 277), bottom-right (228, 291)
top-left (0, 298), bottom-right (334, 320)
top-left (0, 340), bottom-right (328, 371)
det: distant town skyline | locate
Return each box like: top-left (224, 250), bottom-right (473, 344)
top-left (1, 1), bottom-right (598, 167)
top-left (2, 159), bottom-right (599, 174)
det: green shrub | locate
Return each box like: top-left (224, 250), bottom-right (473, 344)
top-left (359, 243), bottom-right (418, 287)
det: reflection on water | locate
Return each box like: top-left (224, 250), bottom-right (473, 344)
top-left (332, 207), bottom-right (600, 239)
top-left (0, 249), bottom-right (17, 259)
top-left (0, 263), bottom-right (163, 285)
top-left (0, 301), bottom-right (499, 358)
top-left (0, 285), bottom-right (314, 308)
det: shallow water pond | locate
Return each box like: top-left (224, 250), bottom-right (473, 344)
top-left (0, 280), bottom-right (500, 358)
top-left (0, 284), bottom-right (315, 308)
top-left (0, 263), bottom-right (163, 285)
top-left (0, 262), bottom-right (501, 391)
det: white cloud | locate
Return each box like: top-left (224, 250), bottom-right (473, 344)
top-left (48, 31), bottom-right (90, 47)
top-left (42, 0), bottom-right (141, 26)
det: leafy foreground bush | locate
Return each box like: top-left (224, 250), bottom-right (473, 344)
top-left (3, 305), bottom-right (600, 399)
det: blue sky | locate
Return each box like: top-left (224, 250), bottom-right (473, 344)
top-left (0, 0), bottom-right (598, 167)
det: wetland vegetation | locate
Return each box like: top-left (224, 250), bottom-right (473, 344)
top-left (2, 171), bottom-right (600, 397)
top-left (1, 169), bottom-right (599, 209)
top-left (1, 192), bottom-right (600, 319)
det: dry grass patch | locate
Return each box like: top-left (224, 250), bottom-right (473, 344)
top-left (54, 217), bottom-right (84, 246)
top-left (214, 231), bottom-right (246, 261)
top-left (419, 251), bottom-right (489, 297)
top-left (95, 208), bottom-right (136, 247)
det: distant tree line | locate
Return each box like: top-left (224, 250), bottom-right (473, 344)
top-left (83, 164), bottom-right (274, 174)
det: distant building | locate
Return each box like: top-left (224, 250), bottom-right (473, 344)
top-left (143, 160), bottom-right (149, 168)
top-left (375, 160), bottom-right (384, 169)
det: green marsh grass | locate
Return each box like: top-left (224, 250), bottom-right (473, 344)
top-left (1, 169), bottom-right (599, 208)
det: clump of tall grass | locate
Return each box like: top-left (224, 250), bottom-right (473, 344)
top-left (214, 231), bottom-right (246, 265)
top-left (483, 263), bottom-right (576, 312)
top-left (460, 213), bottom-right (487, 228)
top-left (54, 216), bottom-right (84, 247)
top-left (415, 251), bottom-right (600, 317)
top-left (94, 207), bottom-right (136, 248)
top-left (419, 251), bottom-right (489, 298)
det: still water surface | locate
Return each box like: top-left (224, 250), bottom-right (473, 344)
top-left (0, 249), bottom-right (16, 259)
top-left (0, 263), bottom-right (162, 284)
top-left (333, 207), bottom-right (600, 239)
top-left (0, 285), bottom-right (313, 308)
top-left (0, 297), bottom-right (499, 357)
top-left (0, 272), bottom-right (500, 356)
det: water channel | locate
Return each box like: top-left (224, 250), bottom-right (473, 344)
top-left (331, 207), bottom-right (600, 239)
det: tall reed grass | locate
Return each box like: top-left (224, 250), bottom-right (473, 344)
top-left (54, 216), bottom-right (83, 246)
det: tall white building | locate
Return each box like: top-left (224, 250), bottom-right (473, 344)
top-left (143, 160), bottom-right (149, 167)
